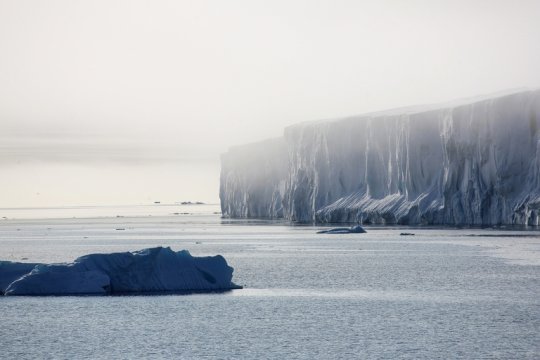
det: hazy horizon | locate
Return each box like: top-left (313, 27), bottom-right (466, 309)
top-left (2, 0), bottom-right (540, 207)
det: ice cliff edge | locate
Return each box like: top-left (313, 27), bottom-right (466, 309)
top-left (220, 89), bottom-right (540, 225)
top-left (0, 247), bottom-right (241, 295)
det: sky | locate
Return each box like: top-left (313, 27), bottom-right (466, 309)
top-left (1, 0), bottom-right (540, 207)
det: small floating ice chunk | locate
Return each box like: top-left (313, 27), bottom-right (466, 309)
top-left (317, 225), bottom-right (366, 234)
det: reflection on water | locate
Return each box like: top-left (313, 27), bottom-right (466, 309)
top-left (229, 288), bottom-right (505, 304)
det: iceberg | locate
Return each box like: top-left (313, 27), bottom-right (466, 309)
top-left (221, 89), bottom-right (540, 225)
top-left (317, 225), bottom-right (367, 234)
top-left (1, 247), bottom-right (241, 296)
top-left (0, 261), bottom-right (40, 293)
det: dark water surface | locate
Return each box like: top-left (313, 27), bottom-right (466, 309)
top-left (1, 205), bottom-right (539, 359)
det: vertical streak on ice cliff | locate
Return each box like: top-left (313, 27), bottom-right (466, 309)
top-left (220, 90), bottom-right (540, 225)
top-left (220, 138), bottom-right (288, 218)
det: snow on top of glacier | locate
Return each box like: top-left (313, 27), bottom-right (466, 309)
top-left (287, 87), bottom-right (540, 129)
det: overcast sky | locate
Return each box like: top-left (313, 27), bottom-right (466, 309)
top-left (1, 0), bottom-right (540, 207)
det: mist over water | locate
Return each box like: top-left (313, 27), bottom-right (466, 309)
top-left (1, 0), bottom-right (540, 207)
top-left (0, 160), bottom-right (220, 207)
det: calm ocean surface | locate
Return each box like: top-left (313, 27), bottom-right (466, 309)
top-left (1, 205), bottom-right (539, 359)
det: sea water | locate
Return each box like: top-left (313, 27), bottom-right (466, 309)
top-left (1, 205), bottom-right (539, 359)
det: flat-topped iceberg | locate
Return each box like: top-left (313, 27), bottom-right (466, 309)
top-left (0, 247), bottom-right (241, 296)
top-left (221, 89), bottom-right (540, 226)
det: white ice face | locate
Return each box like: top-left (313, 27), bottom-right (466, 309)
top-left (220, 89), bottom-right (540, 225)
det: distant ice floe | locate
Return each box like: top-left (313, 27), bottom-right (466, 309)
top-left (220, 89), bottom-right (540, 226)
top-left (317, 225), bottom-right (366, 234)
top-left (0, 247), bottom-right (241, 296)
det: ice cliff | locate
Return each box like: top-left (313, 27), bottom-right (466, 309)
top-left (221, 89), bottom-right (540, 225)
top-left (0, 247), bottom-right (240, 295)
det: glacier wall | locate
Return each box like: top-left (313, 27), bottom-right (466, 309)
top-left (220, 90), bottom-right (540, 225)
top-left (220, 138), bottom-right (288, 218)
